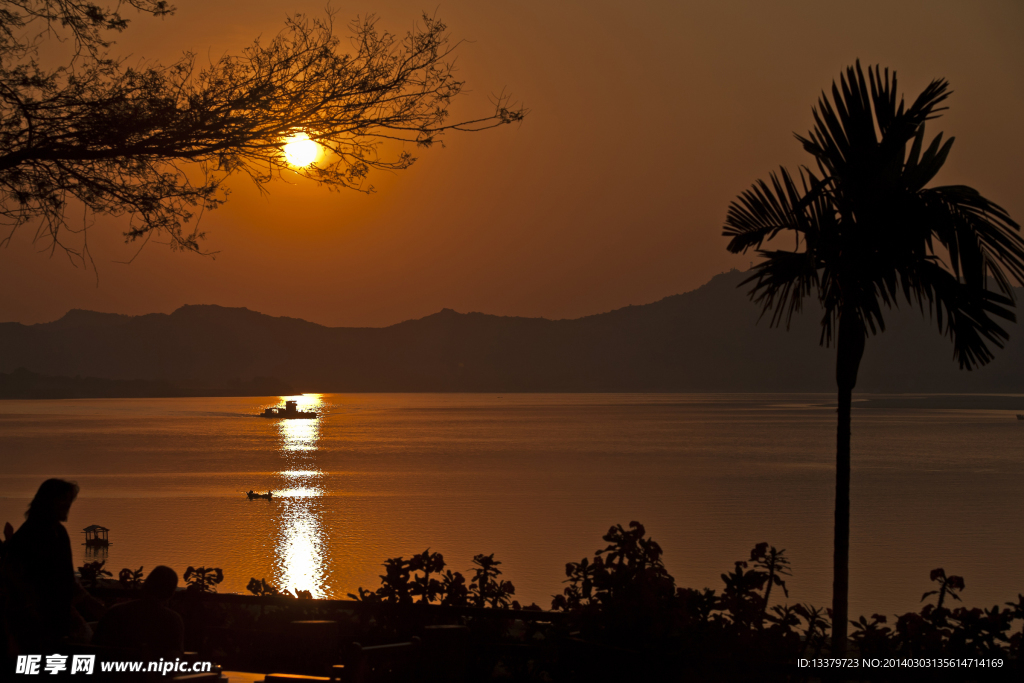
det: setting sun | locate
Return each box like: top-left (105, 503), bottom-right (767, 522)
top-left (283, 133), bottom-right (319, 167)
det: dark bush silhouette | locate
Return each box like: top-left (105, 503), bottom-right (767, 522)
top-left (246, 577), bottom-right (312, 599)
top-left (548, 523), bottom-right (1019, 680)
top-left (119, 566), bottom-right (144, 590)
top-left (77, 559), bottom-right (112, 589)
top-left (348, 549), bottom-right (518, 609)
top-left (74, 524), bottom-right (1020, 680)
top-left (183, 566), bottom-right (223, 593)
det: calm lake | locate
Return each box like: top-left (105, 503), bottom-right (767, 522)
top-left (1, 393), bottom-right (1021, 619)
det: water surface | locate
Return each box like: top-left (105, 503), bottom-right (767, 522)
top-left (1, 393), bottom-right (1021, 618)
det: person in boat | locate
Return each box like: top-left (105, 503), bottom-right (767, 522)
top-left (93, 565), bottom-right (184, 658)
top-left (1, 479), bottom-right (104, 653)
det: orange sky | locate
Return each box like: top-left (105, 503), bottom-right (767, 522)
top-left (1, 0), bottom-right (1022, 327)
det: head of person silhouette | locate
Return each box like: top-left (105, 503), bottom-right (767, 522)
top-left (142, 566), bottom-right (178, 602)
top-left (26, 478), bottom-right (80, 522)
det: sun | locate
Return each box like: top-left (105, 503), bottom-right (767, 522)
top-left (283, 133), bottom-right (320, 167)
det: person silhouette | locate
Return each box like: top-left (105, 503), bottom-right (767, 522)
top-left (1, 479), bottom-right (92, 652)
top-left (93, 565), bottom-right (184, 657)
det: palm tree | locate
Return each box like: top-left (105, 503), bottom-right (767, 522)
top-left (723, 62), bottom-right (1024, 654)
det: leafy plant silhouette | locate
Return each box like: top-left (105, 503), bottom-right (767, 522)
top-left (349, 549), bottom-right (517, 609)
top-left (553, 522), bottom-right (675, 615)
top-left (152, 522), bottom-right (1021, 678)
top-left (469, 553), bottom-right (516, 609)
top-left (184, 566), bottom-right (223, 593)
top-left (547, 524), bottom-right (1022, 677)
top-left (922, 567), bottom-right (965, 609)
top-left (77, 560), bottom-right (111, 589)
top-left (118, 566), bottom-right (144, 590)
top-left (246, 577), bottom-right (312, 599)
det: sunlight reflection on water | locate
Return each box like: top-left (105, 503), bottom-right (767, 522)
top-left (275, 496), bottom-right (326, 598)
top-left (276, 394), bottom-right (322, 453)
top-left (276, 487), bottom-right (321, 498)
top-left (271, 395), bottom-right (328, 597)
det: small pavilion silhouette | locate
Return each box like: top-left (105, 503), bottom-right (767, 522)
top-left (83, 524), bottom-right (110, 547)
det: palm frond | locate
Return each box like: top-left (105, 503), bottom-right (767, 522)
top-left (903, 125), bottom-right (955, 192)
top-left (867, 66), bottom-right (903, 135)
top-left (740, 250), bottom-right (820, 330)
top-left (724, 167), bottom-right (810, 253)
top-left (816, 268), bottom-right (890, 345)
top-left (922, 185), bottom-right (1024, 288)
top-left (902, 75), bottom-right (952, 126)
top-left (796, 62), bottom-right (950, 182)
top-left (911, 260), bottom-right (1015, 369)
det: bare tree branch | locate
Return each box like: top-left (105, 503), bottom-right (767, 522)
top-left (0, 3), bottom-right (525, 264)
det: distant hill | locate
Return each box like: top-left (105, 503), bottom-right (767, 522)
top-left (0, 368), bottom-right (294, 400)
top-left (2, 269), bottom-right (1024, 395)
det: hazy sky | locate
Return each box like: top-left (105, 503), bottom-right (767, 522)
top-left (1, 0), bottom-right (1022, 327)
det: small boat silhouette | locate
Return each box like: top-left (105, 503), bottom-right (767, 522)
top-left (259, 400), bottom-right (316, 419)
top-left (246, 490), bottom-right (274, 500)
top-left (1017, 414), bottom-right (1024, 421)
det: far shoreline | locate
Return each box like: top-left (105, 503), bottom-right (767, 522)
top-left (2, 378), bottom-right (1024, 412)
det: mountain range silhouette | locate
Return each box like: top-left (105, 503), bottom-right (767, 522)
top-left (3, 269), bottom-right (1024, 396)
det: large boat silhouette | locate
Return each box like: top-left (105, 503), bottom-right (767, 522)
top-left (259, 400), bottom-right (316, 419)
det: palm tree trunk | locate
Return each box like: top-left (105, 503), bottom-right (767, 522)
top-left (832, 312), bottom-right (865, 655)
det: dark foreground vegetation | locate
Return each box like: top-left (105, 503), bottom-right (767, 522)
top-left (72, 522), bottom-right (1021, 682)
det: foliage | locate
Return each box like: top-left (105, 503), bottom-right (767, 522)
top-left (717, 554), bottom-right (772, 629)
top-left (77, 559), bottom-right (111, 588)
top-left (183, 565), bottom-right (223, 593)
top-left (853, 574), bottom-right (1019, 663)
top-left (551, 525), bottom-right (810, 666)
top-left (552, 521), bottom-right (677, 635)
top-left (750, 542), bottom-right (790, 611)
top-left (545, 525), bottom-right (1023, 680)
top-left (469, 553), bottom-right (516, 609)
top-left (438, 567), bottom-right (470, 608)
top-left (246, 577), bottom-right (311, 599)
top-left (349, 549), bottom-right (448, 605)
top-left (792, 603), bottom-right (831, 658)
top-left (88, 522), bottom-right (1019, 679)
top-left (922, 567), bottom-right (965, 609)
top-left (118, 565), bottom-right (144, 589)
top-left (408, 548), bottom-right (446, 604)
top-left (247, 577), bottom-right (281, 597)
top-left (0, 0), bottom-right (524, 264)
top-left (0, 0), bottom-right (173, 56)
top-left (349, 548), bottom-right (517, 609)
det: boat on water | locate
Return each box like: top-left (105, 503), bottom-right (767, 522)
top-left (247, 490), bottom-right (273, 500)
top-left (259, 400), bottom-right (316, 419)
top-left (1017, 414), bottom-right (1024, 421)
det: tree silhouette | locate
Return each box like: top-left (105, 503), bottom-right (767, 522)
top-left (723, 62), bottom-right (1024, 654)
top-left (0, 1), bottom-right (523, 264)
